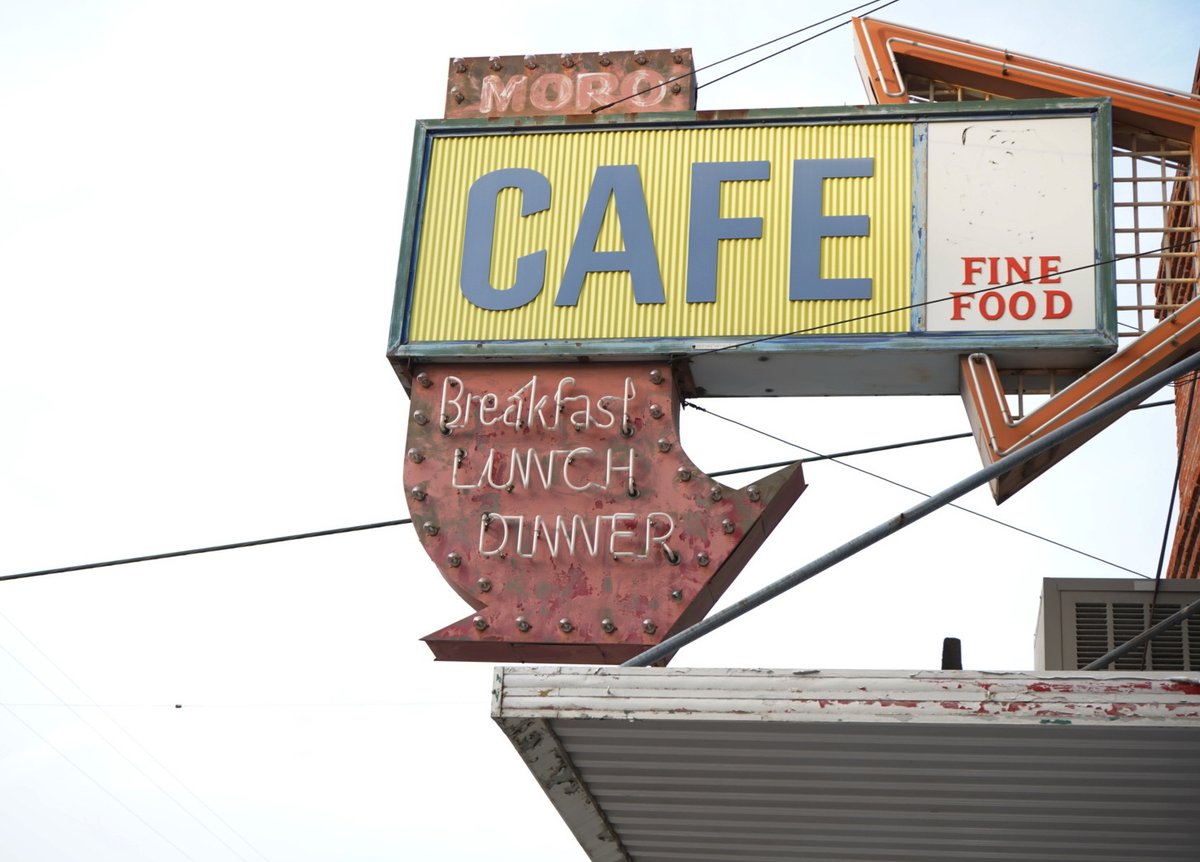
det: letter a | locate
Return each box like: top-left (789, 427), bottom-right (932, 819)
top-left (555, 165), bottom-right (665, 306)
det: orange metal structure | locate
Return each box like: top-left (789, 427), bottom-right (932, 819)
top-left (853, 18), bottom-right (1200, 573)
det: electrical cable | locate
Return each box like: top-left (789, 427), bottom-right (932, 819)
top-left (696, 0), bottom-right (901, 94)
top-left (591, 0), bottom-right (892, 113)
top-left (0, 519), bottom-right (411, 583)
top-left (689, 237), bottom-right (1200, 359)
top-left (708, 398), bottom-right (1174, 478)
top-left (1138, 371), bottom-right (1198, 668)
top-left (0, 609), bottom-right (273, 862)
top-left (686, 400), bottom-right (1153, 578)
top-left (0, 401), bottom-right (1176, 583)
top-left (0, 702), bottom-right (200, 861)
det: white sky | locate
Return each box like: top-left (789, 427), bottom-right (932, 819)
top-left (2, 1), bottom-right (1198, 859)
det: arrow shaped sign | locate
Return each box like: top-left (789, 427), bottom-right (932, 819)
top-left (403, 361), bottom-right (806, 664)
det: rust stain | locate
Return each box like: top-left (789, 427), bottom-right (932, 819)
top-left (444, 49), bottom-right (695, 119)
top-left (406, 361), bottom-right (806, 663)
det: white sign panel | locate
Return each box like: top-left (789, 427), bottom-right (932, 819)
top-left (924, 117), bottom-right (1097, 332)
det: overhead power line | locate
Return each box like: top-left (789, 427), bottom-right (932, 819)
top-left (593, 0), bottom-right (899, 112)
top-left (0, 520), bottom-right (411, 583)
top-left (692, 236), bottom-right (1200, 358)
top-left (687, 400), bottom-right (1159, 578)
top-left (2, 399), bottom-right (1174, 584)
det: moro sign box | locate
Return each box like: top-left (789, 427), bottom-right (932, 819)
top-left (390, 99), bottom-right (1114, 396)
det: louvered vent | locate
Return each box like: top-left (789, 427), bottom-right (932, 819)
top-left (1037, 579), bottom-right (1200, 671)
top-left (1074, 602), bottom-right (1197, 670)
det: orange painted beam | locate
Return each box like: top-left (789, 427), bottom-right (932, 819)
top-left (854, 17), bottom-right (1200, 517)
top-left (853, 17), bottom-right (1200, 140)
top-left (961, 299), bottom-right (1200, 502)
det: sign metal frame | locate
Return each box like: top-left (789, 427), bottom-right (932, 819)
top-left (389, 98), bottom-right (1115, 397)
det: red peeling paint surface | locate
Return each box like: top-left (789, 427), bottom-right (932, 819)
top-left (405, 362), bottom-right (806, 663)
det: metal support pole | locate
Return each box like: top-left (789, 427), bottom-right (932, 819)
top-left (1081, 595), bottom-right (1200, 670)
top-left (623, 350), bottom-right (1200, 668)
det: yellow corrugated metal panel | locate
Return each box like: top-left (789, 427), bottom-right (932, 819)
top-left (409, 123), bottom-right (912, 343)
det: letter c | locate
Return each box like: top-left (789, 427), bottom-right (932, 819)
top-left (460, 168), bottom-right (550, 311)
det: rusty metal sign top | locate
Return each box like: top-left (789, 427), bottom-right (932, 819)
top-left (444, 49), bottom-right (696, 118)
top-left (405, 361), bottom-right (805, 664)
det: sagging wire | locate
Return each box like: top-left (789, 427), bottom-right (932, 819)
top-left (591, 0), bottom-right (898, 113)
top-left (689, 237), bottom-right (1200, 359)
top-left (685, 399), bottom-right (1154, 578)
top-left (1138, 371), bottom-right (1199, 668)
top-left (0, 400), bottom-right (1177, 584)
top-left (0, 520), bottom-right (412, 583)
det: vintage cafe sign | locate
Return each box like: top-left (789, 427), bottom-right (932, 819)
top-left (389, 99), bottom-right (1115, 397)
top-left (390, 98), bottom-right (1114, 662)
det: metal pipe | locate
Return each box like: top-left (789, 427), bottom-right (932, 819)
top-left (623, 350), bottom-right (1200, 668)
top-left (1081, 596), bottom-right (1200, 671)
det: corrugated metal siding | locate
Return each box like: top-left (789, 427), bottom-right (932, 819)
top-left (495, 667), bottom-right (1200, 862)
top-left (410, 123), bottom-right (912, 343)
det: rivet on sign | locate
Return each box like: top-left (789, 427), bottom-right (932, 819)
top-left (635, 53), bottom-right (648, 65)
top-left (673, 51), bottom-right (684, 64)
top-left (447, 552), bottom-right (462, 568)
top-left (747, 484), bottom-right (761, 502)
top-left (561, 54), bottom-right (574, 68)
top-left (670, 588), bottom-right (683, 601)
top-left (697, 552), bottom-right (710, 567)
top-left (489, 57), bottom-right (501, 71)
top-left (407, 448), bottom-right (424, 463)
top-left (451, 87), bottom-right (465, 104)
top-left (524, 55), bottom-right (537, 70)
top-left (410, 485), bottom-right (427, 501)
top-left (642, 619), bottom-right (657, 634)
top-left (559, 618), bottom-right (574, 633)
top-left (413, 411), bottom-right (429, 425)
top-left (415, 372), bottom-right (433, 388)
top-left (710, 486), bottom-right (722, 502)
top-left (677, 466), bottom-right (692, 482)
top-left (477, 578), bottom-right (491, 593)
top-left (453, 58), bottom-right (467, 73)
top-left (649, 368), bottom-right (664, 384)
top-left (473, 616), bottom-right (488, 631)
top-left (722, 519), bottom-right (735, 534)
top-left (598, 52), bottom-right (612, 67)
top-left (423, 522), bottom-right (440, 536)
top-left (649, 404), bottom-right (664, 419)
top-left (601, 618), bottom-right (616, 633)
top-left (671, 83), bottom-right (682, 94)
top-left (657, 438), bottom-right (672, 453)
top-left (516, 617), bottom-right (531, 633)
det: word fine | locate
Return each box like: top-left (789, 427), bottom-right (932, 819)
top-left (459, 158), bottom-right (875, 311)
top-left (950, 255), bottom-right (1072, 322)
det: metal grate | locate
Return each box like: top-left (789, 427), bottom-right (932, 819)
top-left (1074, 600), bottom-right (1198, 670)
top-left (1113, 132), bottom-right (1196, 337)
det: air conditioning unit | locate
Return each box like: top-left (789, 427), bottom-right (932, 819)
top-left (1036, 578), bottom-right (1200, 671)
